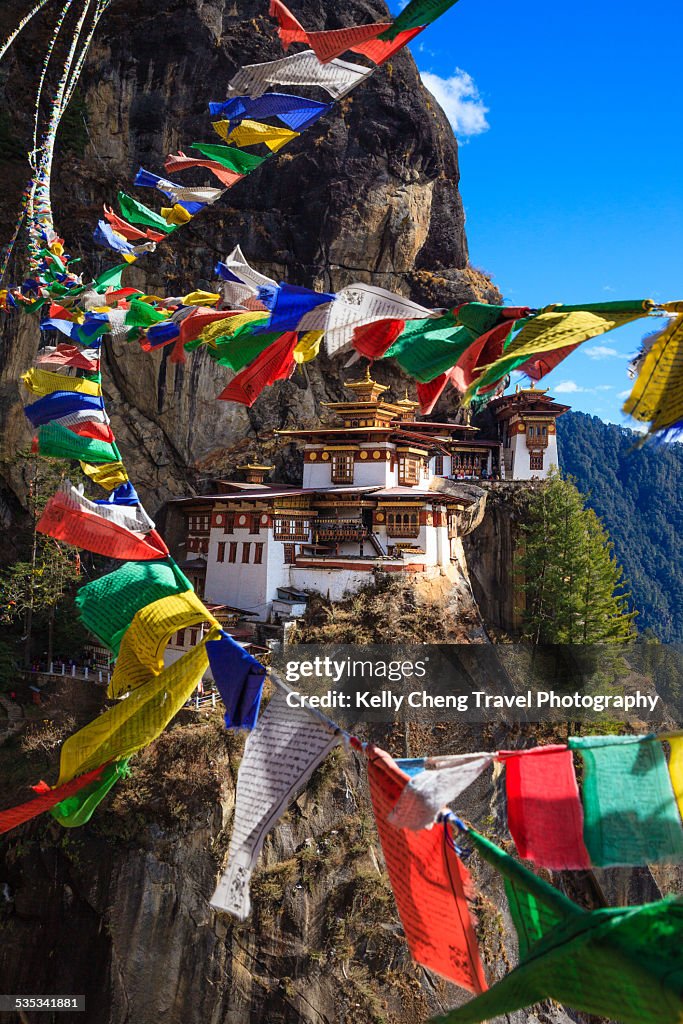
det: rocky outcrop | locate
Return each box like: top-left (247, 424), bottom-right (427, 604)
top-left (0, 0), bottom-right (499, 517)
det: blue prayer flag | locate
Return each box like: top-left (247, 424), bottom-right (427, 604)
top-left (206, 631), bottom-right (266, 731)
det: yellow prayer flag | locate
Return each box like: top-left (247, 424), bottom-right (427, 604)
top-left (161, 204), bottom-right (193, 226)
top-left (180, 290), bottom-right (221, 307)
top-left (623, 305), bottom-right (683, 434)
top-left (198, 310), bottom-right (270, 347)
top-left (213, 118), bottom-right (299, 154)
top-left (22, 366), bottom-right (101, 398)
top-left (667, 736), bottom-right (683, 822)
top-left (502, 308), bottom-right (650, 363)
top-left (109, 590), bottom-right (219, 698)
top-left (80, 461), bottom-right (129, 491)
top-left (57, 630), bottom-right (218, 785)
top-left (294, 330), bottom-right (324, 363)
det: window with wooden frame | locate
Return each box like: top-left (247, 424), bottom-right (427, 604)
top-left (223, 513), bottom-right (235, 534)
top-left (242, 542), bottom-right (251, 564)
top-left (283, 543), bottom-right (296, 565)
top-left (189, 628), bottom-right (198, 646)
top-left (249, 513), bottom-right (261, 535)
top-left (273, 518), bottom-right (309, 541)
top-left (217, 541), bottom-right (226, 563)
top-left (398, 455), bottom-right (420, 486)
top-left (386, 510), bottom-right (420, 538)
top-left (176, 629), bottom-right (185, 647)
top-left (331, 452), bottom-right (354, 484)
top-left (254, 543), bottom-right (264, 565)
top-left (229, 541), bottom-right (238, 563)
top-left (530, 453), bottom-right (544, 471)
top-left (433, 454), bottom-right (444, 476)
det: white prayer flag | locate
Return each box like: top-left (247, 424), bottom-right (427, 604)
top-left (324, 283), bottom-right (438, 355)
top-left (388, 752), bottom-right (493, 831)
top-left (210, 685), bottom-right (341, 919)
top-left (227, 50), bottom-right (373, 101)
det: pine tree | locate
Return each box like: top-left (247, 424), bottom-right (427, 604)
top-left (520, 472), bottom-right (635, 644)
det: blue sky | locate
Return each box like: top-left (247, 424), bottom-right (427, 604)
top-left (389, 0), bottom-right (683, 425)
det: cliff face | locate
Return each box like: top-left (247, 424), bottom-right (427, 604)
top-left (0, 0), bottom-right (499, 514)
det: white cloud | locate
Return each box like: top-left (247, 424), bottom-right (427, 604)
top-left (553, 380), bottom-right (582, 393)
top-left (618, 389), bottom-right (632, 399)
top-left (584, 345), bottom-right (629, 360)
top-left (420, 68), bottom-right (490, 138)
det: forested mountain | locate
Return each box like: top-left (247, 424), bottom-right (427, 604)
top-left (557, 411), bottom-right (683, 642)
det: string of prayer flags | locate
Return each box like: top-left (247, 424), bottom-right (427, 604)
top-left (75, 558), bottom-right (192, 655)
top-left (226, 50), bottom-right (373, 101)
top-left (432, 827), bottom-right (683, 1024)
top-left (163, 152), bottom-right (245, 189)
top-left (37, 483), bottom-right (168, 563)
top-left (0, 764), bottom-right (109, 835)
top-left (623, 303), bottom-right (683, 436)
top-left (465, 301), bottom-right (655, 400)
top-left (217, 331), bottom-right (299, 405)
top-left (366, 745), bottom-right (487, 993)
top-left (213, 118), bottom-right (299, 153)
top-left (56, 633), bottom-right (218, 786)
top-left (50, 758), bottom-right (131, 828)
top-left (189, 142), bottom-right (269, 175)
top-left (108, 590), bottom-right (219, 698)
top-left (210, 684), bottom-right (340, 918)
top-left (388, 752), bottom-right (493, 831)
top-left (35, 421), bottom-right (119, 463)
top-left (568, 735), bottom-right (683, 866)
top-left (209, 93), bottom-right (332, 132)
top-left (497, 745), bottom-right (591, 870)
top-left (205, 631), bottom-right (266, 731)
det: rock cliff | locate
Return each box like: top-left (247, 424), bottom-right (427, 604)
top-left (0, 0), bottom-right (499, 516)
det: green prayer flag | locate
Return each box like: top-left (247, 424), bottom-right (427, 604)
top-left (378, 0), bottom-right (460, 38)
top-left (50, 759), bottom-right (131, 827)
top-left (75, 559), bottom-right (192, 655)
top-left (125, 298), bottom-right (169, 328)
top-left (384, 312), bottom-right (475, 382)
top-left (117, 192), bottom-right (176, 234)
top-left (92, 264), bottom-right (128, 295)
top-left (568, 735), bottom-right (683, 866)
top-left (37, 423), bottom-right (119, 464)
top-left (455, 302), bottom-right (510, 336)
top-left (431, 828), bottom-right (683, 1024)
top-left (190, 142), bottom-right (269, 174)
top-left (211, 331), bottom-right (282, 372)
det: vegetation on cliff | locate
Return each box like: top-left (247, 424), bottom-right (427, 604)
top-left (557, 411), bottom-right (683, 642)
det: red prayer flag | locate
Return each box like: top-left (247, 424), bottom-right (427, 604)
top-left (417, 368), bottom-right (457, 414)
top-left (352, 318), bottom-right (405, 359)
top-left (269, 0), bottom-right (412, 64)
top-left (366, 746), bottom-right (488, 993)
top-left (48, 303), bottom-right (80, 322)
top-left (37, 492), bottom-right (169, 562)
top-left (0, 764), bottom-right (107, 834)
top-left (350, 27), bottom-right (424, 64)
top-left (35, 343), bottom-right (99, 372)
top-left (450, 320), bottom-right (515, 392)
top-left (217, 332), bottom-right (298, 406)
top-left (498, 745), bottom-right (591, 871)
top-left (515, 342), bottom-right (582, 382)
top-left (67, 421), bottom-right (116, 444)
top-left (103, 205), bottom-right (166, 243)
top-left (164, 153), bottom-right (244, 189)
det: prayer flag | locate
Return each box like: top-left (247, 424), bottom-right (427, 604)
top-left (209, 93), bottom-right (332, 132)
top-left (109, 590), bottom-right (219, 698)
top-left (352, 318), bottom-right (405, 359)
top-left (378, 0), bottom-right (458, 38)
top-left (35, 344), bottom-right (99, 372)
top-left (80, 461), bottom-right (129, 491)
top-left (24, 391), bottom-right (107, 428)
top-left (50, 759), bottom-right (131, 827)
top-left (117, 192), bottom-right (176, 234)
top-left (254, 282), bottom-right (335, 335)
top-left (326, 284), bottom-right (436, 355)
top-left (206, 631), bottom-right (266, 730)
top-left (498, 746), bottom-right (591, 870)
top-left (37, 483), bottom-right (168, 563)
top-left (217, 331), bottom-right (299, 405)
top-left (210, 685), bottom-right (340, 918)
top-left (213, 118), bottom-right (299, 153)
top-left (190, 142), bottom-right (268, 174)
top-left (36, 421), bottom-right (119, 463)
top-left (623, 304), bottom-right (683, 435)
top-left (22, 366), bottom-right (101, 398)
top-left (669, 736), bottom-right (683, 819)
top-left (75, 558), bottom-right (192, 654)
top-left (385, 313), bottom-right (475, 382)
top-left (133, 168), bottom-right (224, 206)
top-left (366, 746), bottom-right (487, 992)
top-left (56, 634), bottom-right (217, 786)
top-left (103, 205), bottom-right (165, 243)
top-left (163, 152), bottom-right (244, 188)
top-left (569, 735), bottom-right (683, 866)
top-left (226, 50), bottom-right (373, 101)
top-left (388, 752), bottom-right (493, 831)
top-left (0, 764), bottom-right (108, 835)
